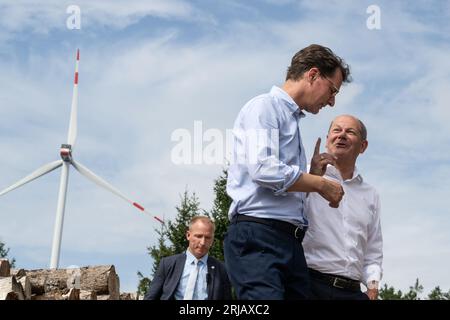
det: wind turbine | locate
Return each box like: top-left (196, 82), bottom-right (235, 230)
top-left (0, 50), bottom-right (163, 269)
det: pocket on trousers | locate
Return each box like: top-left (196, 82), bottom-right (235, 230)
top-left (234, 223), bottom-right (255, 257)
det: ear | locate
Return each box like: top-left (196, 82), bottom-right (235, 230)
top-left (359, 140), bottom-right (368, 154)
top-left (307, 67), bottom-right (320, 83)
top-left (186, 230), bottom-right (190, 241)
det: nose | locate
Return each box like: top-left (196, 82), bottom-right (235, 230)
top-left (337, 130), bottom-right (347, 139)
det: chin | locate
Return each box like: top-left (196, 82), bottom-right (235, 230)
top-left (333, 150), bottom-right (348, 157)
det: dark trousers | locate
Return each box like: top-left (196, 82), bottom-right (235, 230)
top-left (224, 219), bottom-right (310, 300)
top-left (309, 275), bottom-right (369, 300)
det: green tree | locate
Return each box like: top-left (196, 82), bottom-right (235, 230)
top-left (137, 170), bottom-right (233, 296)
top-left (137, 190), bottom-right (201, 296)
top-left (402, 278), bottom-right (424, 300)
top-left (379, 283), bottom-right (403, 300)
top-left (136, 222), bottom-right (172, 297)
top-left (208, 170), bottom-right (231, 262)
top-left (0, 240), bottom-right (16, 268)
top-left (377, 279), bottom-right (450, 300)
top-left (427, 286), bottom-right (450, 300)
top-left (166, 191), bottom-right (201, 255)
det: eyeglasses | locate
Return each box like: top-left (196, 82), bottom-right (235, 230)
top-left (323, 76), bottom-right (339, 97)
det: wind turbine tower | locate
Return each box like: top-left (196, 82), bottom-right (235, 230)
top-left (0, 50), bottom-right (163, 269)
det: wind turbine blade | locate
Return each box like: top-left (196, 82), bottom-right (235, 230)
top-left (71, 160), bottom-right (164, 224)
top-left (0, 160), bottom-right (63, 197)
top-left (67, 49), bottom-right (79, 146)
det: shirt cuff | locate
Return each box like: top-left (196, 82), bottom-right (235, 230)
top-left (364, 264), bottom-right (382, 284)
top-left (273, 165), bottom-right (301, 196)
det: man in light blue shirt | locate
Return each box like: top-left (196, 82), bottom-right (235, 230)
top-left (145, 216), bottom-right (232, 300)
top-left (174, 248), bottom-right (209, 300)
top-left (224, 44), bottom-right (351, 299)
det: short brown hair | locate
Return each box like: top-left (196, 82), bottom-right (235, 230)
top-left (286, 44), bottom-right (351, 83)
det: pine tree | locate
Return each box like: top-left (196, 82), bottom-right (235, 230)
top-left (0, 241), bottom-right (9, 259)
top-left (428, 286), bottom-right (450, 300)
top-left (137, 190), bottom-right (201, 296)
top-left (209, 170), bottom-right (231, 262)
top-left (166, 191), bottom-right (201, 255)
top-left (402, 278), bottom-right (424, 300)
top-left (137, 170), bottom-right (233, 296)
top-left (136, 223), bottom-right (171, 297)
top-left (379, 283), bottom-right (403, 300)
top-left (378, 279), bottom-right (445, 300)
top-left (0, 240), bottom-right (16, 268)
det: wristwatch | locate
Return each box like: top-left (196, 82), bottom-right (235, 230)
top-left (367, 280), bottom-right (379, 290)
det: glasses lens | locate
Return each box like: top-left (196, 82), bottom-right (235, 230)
top-left (325, 77), bottom-right (338, 96)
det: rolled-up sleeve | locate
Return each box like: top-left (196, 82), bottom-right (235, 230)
top-left (250, 160), bottom-right (302, 195)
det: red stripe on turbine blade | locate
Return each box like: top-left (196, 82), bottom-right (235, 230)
top-left (77, 49), bottom-right (80, 60)
top-left (133, 202), bottom-right (144, 211)
top-left (74, 72), bottom-right (78, 84)
top-left (154, 216), bottom-right (164, 224)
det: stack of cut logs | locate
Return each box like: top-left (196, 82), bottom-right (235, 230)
top-left (0, 259), bottom-right (136, 300)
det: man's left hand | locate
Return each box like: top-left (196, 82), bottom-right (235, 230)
top-left (365, 288), bottom-right (379, 300)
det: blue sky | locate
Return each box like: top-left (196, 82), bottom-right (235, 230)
top-left (0, 0), bottom-right (449, 296)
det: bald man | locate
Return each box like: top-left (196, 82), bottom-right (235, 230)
top-left (303, 115), bottom-right (383, 300)
top-left (144, 216), bottom-right (232, 300)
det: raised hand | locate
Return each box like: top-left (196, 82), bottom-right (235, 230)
top-left (309, 137), bottom-right (337, 176)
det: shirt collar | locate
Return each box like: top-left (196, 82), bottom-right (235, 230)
top-left (186, 249), bottom-right (208, 265)
top-left (270, 86), bottom-right (305, 118)
top-left (326, 165), bottom-right (364, 183)
top-left (352, 167), bottom-right (364, 183)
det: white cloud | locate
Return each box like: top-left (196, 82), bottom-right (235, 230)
top-left (0, 0), bottom-right (200, 35)
top-left (1, 0), bottom-right (449, 295)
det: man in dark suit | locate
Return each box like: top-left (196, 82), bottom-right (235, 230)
top-left (144, 216), bottom-right (232, 300)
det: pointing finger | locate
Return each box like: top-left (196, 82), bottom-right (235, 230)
top-left (314, 137), bottom-right (321, 156)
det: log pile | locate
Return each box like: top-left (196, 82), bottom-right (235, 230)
top-left (0, 259), bottom-right (136, 300)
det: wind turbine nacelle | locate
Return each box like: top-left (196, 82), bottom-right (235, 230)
top-left (60, 144), bottom-right (73, 162)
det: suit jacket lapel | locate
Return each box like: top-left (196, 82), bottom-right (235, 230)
top-left (206, 257), bottom-right (216, 300)
top-left (169, 253), bottom-right (186, 299)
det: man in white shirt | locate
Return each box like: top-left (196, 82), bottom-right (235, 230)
top-left (303, 115), bottom-right (382, 300)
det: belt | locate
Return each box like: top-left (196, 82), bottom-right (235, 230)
top-left (308, 268), bottom-right (361, 292)
top-left (231, 214), bottom-right (307, 241)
